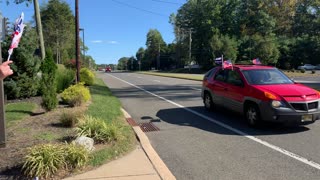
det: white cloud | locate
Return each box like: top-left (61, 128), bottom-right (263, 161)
top-left (108, 41), bottom-right (118, 44)
top-left (91, 40), bottom-right (103, 43)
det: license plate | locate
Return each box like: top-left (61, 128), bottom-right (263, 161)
top-left (302, 114), bottom-right (313, 122)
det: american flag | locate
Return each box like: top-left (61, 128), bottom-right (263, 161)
top-left (7, 12), bottom-right (25, 60)
top-left (252, 58), bottom-right (262, 65)
top-left (223, 60), bottom-right (233, 69)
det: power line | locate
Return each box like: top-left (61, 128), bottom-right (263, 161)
top-left (111, 0), bottom-right (167, 17)
top-left (151, 0), bottom-right (183, 6)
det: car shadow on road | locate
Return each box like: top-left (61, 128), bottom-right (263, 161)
top-left (155, 106), bottom-right (310, 136)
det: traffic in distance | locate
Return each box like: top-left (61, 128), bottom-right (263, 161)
top-left (202, 64), bottom-right (320, 127)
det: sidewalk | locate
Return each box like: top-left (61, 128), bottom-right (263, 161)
top-left (63, 109), bottom-right (176, 180)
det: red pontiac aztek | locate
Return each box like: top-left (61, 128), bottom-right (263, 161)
top-left (201, 65), bottom-right (320, 126)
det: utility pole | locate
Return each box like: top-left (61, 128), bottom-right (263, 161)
top-left (33, 0), bottom-right (45, 60)
top-left (188, 28), bottom-right (192, 72)
top-left (75, 0), bottom-right (80, 82)
top-left (157, 43), bottom-right (160, 70)
top-left (79, 28), bottom-right (86, 67)
top-left (0, 13), bottom-right (5, 148)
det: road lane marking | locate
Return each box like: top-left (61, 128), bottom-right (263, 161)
top-left (153, 80), bottom-right (161, 82)
top-left (190, 87), bottom-right (201, 91)
top-left (108, 74), bottom-right (320, 170)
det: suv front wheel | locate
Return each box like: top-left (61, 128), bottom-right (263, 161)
top-left (245, 103), bottom-right (261, 127)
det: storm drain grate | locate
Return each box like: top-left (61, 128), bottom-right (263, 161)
top-left (126, 118), bottom-right (138, 126)
top-left (139, 122), bottom-right (160, 132)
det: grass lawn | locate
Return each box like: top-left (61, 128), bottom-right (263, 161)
top-left (5, 102), bottom-right (36, 127)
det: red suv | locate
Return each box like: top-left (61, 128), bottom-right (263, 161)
top-left (201, 65), bottom-right (320, 126)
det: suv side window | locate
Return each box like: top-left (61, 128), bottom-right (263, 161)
top-left (204, 67), bottom-right (219, 80)
top-left (214, 69), bottom-right (227, 82)
top-left (226, 70), bottom-right (243, 86)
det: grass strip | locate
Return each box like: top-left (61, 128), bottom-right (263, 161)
top-left (86, 78), bottom-right (136, 166)
top-left (139, 71), bottom-right (204, 81)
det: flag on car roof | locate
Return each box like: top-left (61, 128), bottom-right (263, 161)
top-left (223, 60), bottom-right (233, 69)
top-left (215, 57), bottom-right (223, 65)
top-left (252, 58), bottom-right (262, 65)
top-left (7, 12), bottom-right (25, 61)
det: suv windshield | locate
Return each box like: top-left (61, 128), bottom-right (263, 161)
top-left (242, 69), bottom-right (294, 85)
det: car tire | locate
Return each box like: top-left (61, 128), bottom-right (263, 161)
top-left (204, 92), bottom-right (214, 111)
top-left (245, 103), bottom-right (261, 127)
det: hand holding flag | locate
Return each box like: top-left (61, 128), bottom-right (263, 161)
top-left (7, 12), bottom-right (25, 61)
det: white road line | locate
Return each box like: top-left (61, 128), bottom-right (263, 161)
top-left (190, 87), bottom-right (201, 91)
top-left (153, 80), bottom-right (161, 82)
top-left (108, 74), bottom-right (320, 170)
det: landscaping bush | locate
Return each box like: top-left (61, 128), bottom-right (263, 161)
top-left (64, 143), bottom-right (89, 169)
top-left (61, 83), bottom-right (91, 107)
top-left (76, 115), bottom-right (123, 143)
top-left (40, 49), bottom-right (58, 111)
top-left (56, 64), bottom-right (75, 93)
top-left (22, 144), bottom-right (66, 179)
top-left (312, 70), bottom-right (316, 74)
top-left (59, 109), bottom-right (84, 127)
top-left (300, 68), bottom-right (306, 73)
top-left (22, 143), bottom-right (90, 178)
top-left (80, 68), bottom-right (95, 86)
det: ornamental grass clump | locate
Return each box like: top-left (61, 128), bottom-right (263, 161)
top-left (22, 143), bottom-right (90, 178)
top-left (22, 144), bottom-right (65, 179)
top-left (59, 108), bottom-right (84, 127)
top-left (61, 83), bottom-right (91, 107)
top-left (76, 115), bottom-right (123, 144)
top-left (64, 142), bottom-right (89, 169)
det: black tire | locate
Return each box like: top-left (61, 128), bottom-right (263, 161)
top-left (204, 92), bottom-right (214, 111)
top-left (244, 103), bottom-right (261, 127)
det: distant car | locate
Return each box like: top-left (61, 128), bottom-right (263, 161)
top-left (297, 64), bottom-right (316, 70)
top-left (201, 65), bottom-right (320, 126)
top-left (105, 66), bottom-right (112, 72)
top-left (315, 64), bottom-right (320, 70)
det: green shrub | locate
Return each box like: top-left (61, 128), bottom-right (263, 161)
top-left (80, 68), bottom-right (95, 86)
top-left (22, 144), bottom-right (66, 179)
top-left (40, 49), bottom-right (58, 111)
top-left (64, 143), bottom-right (89, 169)
top-left (76, 115), bottom-right (123, 143)
top-left (61, 83), bottom-right (91, 107)
top-left (312, 70), bottom-right (316, 74)
top-left (56, 64), bottom-right (75, 93)
top-left (300, 68), bottom-right (306, 73)
top-left (59, 109), bottom-right (84, 127)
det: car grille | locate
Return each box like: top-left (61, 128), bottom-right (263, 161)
top-left (290, 101), bottom-right (319, 111)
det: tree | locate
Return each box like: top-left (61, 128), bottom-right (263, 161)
top-left (40, 49), bottom-right (57, 111)
top-left (40, 0), bottom-right (75, 64)
top-left (117, 57), bottom-right (129, 70)
top-left (2, 24), bottom-right (42, 99)
top-left (145, 29), bottom-right (166, 70)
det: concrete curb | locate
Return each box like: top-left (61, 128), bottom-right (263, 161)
top-left (121, 108), bottom-right (176, 180)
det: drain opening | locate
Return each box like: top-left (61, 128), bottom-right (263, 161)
top-left (139, 122), bottom-right (160, 132)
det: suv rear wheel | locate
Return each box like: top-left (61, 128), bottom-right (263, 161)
top-left (245, 103), bottom-right (261, 126)
top-left (204, 92), bottom-right (214, 111)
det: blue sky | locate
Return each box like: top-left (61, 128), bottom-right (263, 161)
top-left (1, 0), bottom-right (186, 65)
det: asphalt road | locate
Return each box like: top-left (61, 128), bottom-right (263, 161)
top-left (98, 72), bottom-right (320, 180)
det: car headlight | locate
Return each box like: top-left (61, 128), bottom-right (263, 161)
top-left (271, 100), bottom-right (285, 108)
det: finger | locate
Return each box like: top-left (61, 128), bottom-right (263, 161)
top-left (2, 60), bottom-right (13, 66)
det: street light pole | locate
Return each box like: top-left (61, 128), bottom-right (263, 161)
top-left (79, 28), bottom-right (86, 67)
